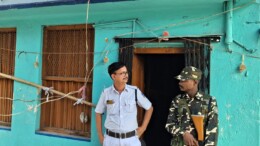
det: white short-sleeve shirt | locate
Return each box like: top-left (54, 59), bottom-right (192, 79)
top-left (95, 84), bottom-right (152, 133)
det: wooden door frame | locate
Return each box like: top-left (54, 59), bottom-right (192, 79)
top-left (131, 48), bottom-right (185, 124)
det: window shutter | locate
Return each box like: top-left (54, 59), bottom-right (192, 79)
top-left (0, 28), bottom-right (16, 127)
top-left (41, 25), bottom-right (94, 138)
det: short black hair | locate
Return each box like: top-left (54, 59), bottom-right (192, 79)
top-left (108, 62), bottom-right (126, 76)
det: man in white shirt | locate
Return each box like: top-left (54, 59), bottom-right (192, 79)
top-left (95, 62), bottom-right (153, 146)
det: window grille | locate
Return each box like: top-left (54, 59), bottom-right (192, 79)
top-left (184, 38), bottom-right (211, 94)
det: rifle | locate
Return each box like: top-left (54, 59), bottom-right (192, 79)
top-left (191, 115), bottom-right (204, 141)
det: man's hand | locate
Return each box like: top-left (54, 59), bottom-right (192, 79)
top-left (183, 132), bottom-right (198, 146)
top-left (136, 126), bottom-right (146, 138)
top-left (96, 113), bottom-right (104, 144)
top-left (137, 106), bottom-right (153, 138)
top-left (98, 134), bottom-right (104, 145)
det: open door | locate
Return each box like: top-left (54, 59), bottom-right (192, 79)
top-left (131, 53), bottom-right (145, 125)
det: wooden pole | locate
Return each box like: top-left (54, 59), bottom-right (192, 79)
top-left (0, 72), bottom-right (95, 107)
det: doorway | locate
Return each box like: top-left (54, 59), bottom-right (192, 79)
top-left (131, 49), bottom-right (185, 146)
top-left (142, 54), bottom-right (185, 146)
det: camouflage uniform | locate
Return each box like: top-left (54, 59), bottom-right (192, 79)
top-left (165, 66), bottom-right (218, 146)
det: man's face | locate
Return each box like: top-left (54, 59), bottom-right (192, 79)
top-left (111, 66), bottom-right (128, 84)
top-left (178, 79), bottom-right (197, 92)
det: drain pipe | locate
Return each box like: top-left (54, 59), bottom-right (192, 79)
top-left (225, 0), bottom-right (233, 53)
top-left (132, 19), bottom-right (136, 38)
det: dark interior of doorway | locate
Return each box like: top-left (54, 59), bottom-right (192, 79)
top-left (143, 54), bottom-right (185, 146)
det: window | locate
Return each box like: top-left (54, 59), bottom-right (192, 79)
top-left (0, 28), bottom-right (16, 127)
top-left (40, 24), bottom-right (94, 138)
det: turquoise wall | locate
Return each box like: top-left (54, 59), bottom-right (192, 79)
top-left (0, 0), bottom-right (259, 146)
top-left (0, 4), bottom-right (96, 146)
top-left (211, 2), bottom-right (260, 146)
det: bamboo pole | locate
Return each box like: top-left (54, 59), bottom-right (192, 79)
top-left (0, 72), bottom-right (95, 107)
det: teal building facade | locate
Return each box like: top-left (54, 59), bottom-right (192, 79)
top-left (0, 0), bottom-right (259, 146)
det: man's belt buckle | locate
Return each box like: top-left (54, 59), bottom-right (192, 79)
top-left (106, 129), bottom-right (135, 139)
top-left (115, 132), bottom-right (120, 138)
top-left (121, 133), bottom-right (126, 139)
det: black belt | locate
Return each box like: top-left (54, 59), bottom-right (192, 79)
top-left (106, 129), bottom-right (136, 139)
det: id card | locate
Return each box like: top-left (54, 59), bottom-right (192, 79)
top-left (106, 100), bottom-right (114, 104)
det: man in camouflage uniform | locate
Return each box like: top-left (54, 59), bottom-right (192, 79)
top-left (165, 66), bottom-right (218, 146)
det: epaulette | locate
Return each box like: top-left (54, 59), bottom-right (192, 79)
top-left (174, 94), bottom-right (182, 100)
top-left (127, 84), bottom-right (138, 89)
top-left (176, 94), bottom-right (182, 98)
top-left (201, 94), bottom-right (212, 105)
top-left (103, 87), bottom-right (110, 93)
top-left (202, 94), bottom-right (211, 99)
